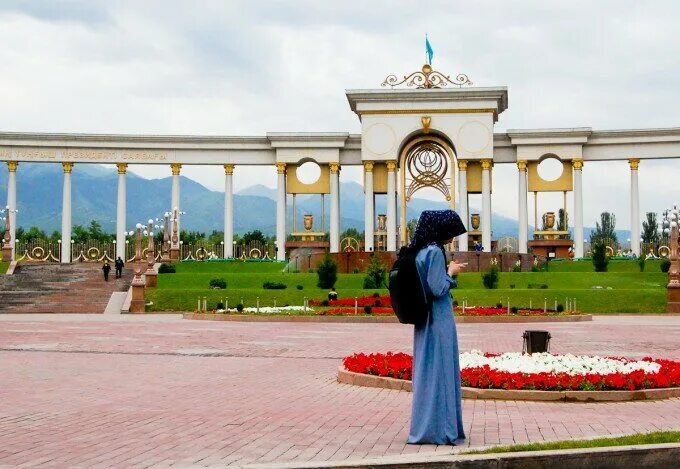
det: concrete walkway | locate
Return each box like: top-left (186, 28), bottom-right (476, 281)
top-left (1, 315), bottom-right (679, 467)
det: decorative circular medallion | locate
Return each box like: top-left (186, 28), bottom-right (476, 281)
top-left (458, 121), bottom-right (490, 154)
top-left (31, 246), bottom-right (45, 260)
top-left (249, 248), bottom-right (262, 259)
top-left (87, 247), bottom-right (100, 260)
top-left (365, 123), bottom-right (396, 156)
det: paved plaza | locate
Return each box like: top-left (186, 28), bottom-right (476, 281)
top-left (1, 314), bottom-right (680, 467)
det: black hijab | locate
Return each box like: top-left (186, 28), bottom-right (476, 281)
top-left (409, 209), bottom-right (467, 250)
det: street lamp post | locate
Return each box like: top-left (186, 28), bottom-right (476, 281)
top-left (169, 207), bottom-right (185, 261)
top-left (663, 205), bottom-right (680, 313)
top-left (161, 212), bottom-right (171, 262)
top-left (145, 219), bottom-right (159, 288)
top-left (1, 206), bottom-right (13, 262)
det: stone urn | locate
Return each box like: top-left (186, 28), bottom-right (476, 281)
top-left (377, 214), bottom-right (387, 232)
top-left (471, 213), bottom-right (480, 231)
top-left (544, 212), bottom-right (556, 230)
top-left (303, 214), bottom-right (314, 232)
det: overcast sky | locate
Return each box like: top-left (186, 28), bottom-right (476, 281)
top-left (1, 1), bottom-right (679, 230)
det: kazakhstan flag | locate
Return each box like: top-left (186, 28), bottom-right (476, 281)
top-left (425, 35), bottom-right (434, 65)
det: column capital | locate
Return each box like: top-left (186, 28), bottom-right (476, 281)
top-left (116, 163), bottom-right (128, 174)
top-left (480, 159), bottom-right (493, 170)
top-left (629, 158), bottom-right (640, 170)
top-left (62, 162), bottom-right (74, 173)
top-left (572, 158), bottom-right (584, 170)
top-left (386, 160), bottom-right (397, 172)
top-left (7, 161), bottom-right (18, 172)
top-left (363, 161), bottom-right (374, 172)
top-left (517, 160), bottom-right (528, 172)
top-left (275, 162), bottom-right (287, 174)
top-left (170, 163), bottom-right (182, 175)
top-left (457, 160), bottom-right (468, 170)
top-left (329, 162), bottom-right (341, 174)
top-left (224, 164), bottom-right (235, 175)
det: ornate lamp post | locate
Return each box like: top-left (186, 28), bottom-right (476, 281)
top-left (169, 207), bottom-right (185, 261)
top-left (663, 206), bottom-right (680, 313)
top-left (161, 212), bottom-right (171, 262)
top-left (133, 223), bottom-right (143, 262)
top-left (144, 219), bottom-right (159, 288)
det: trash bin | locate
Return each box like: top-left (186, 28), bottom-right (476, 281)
top-left (522, 330), bottom-right (551, 354)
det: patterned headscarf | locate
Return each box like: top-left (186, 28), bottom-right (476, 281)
top-left (409, 209), bottom-right (467, 249)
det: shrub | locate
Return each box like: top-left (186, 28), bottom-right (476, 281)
top-left (592, 242), bottom-right (609, 272)
top-left (216, 302), bottom-right (225, 310)
top-left (452, 299), bottom-right (459, 307)
top-left (209, 278), bottom-right (227, 289)
top-left (263, 281), bottom-right (287, 290)
top-left (353, 267), bottom-right (360, 274)
top-left (321, 299), bottom-right (329, 307)
top-left (638, 254), bottom-right (646, 272)
top-left (363, 253), bottom-right (387, 289)
top-left (481, 265), bottom-right (499, 289)
top-left (512, 263), bottom-right (521, 272)
top-left (510, 306), bottom-right (518, 314)
top-left (661, 258), bottom-right (671, 273)
top-left (531, 265), bottom-right (540, 273)
top-left (158, 263), bottom-right (176, 274)
top-left (495, 302), bottom-right (503, 308)
top-left (296, 284), bottom-right (304, 290)
top-left (374, 299), bottom-right (382, 307)
top-left (317, 254), bottom-right (338, 289)
top-left (527, 283), bottom-right (548, 290)
top-left (556, 304), bottom-right (565, 313)
top-left (236, 303), bottom-right (244, 312)
top-left (509, 284), bottom-right (516, 289)
top-left (372, 292), bottom-right (380, 298)
top-left (364, 305), bottom-right (373, 315)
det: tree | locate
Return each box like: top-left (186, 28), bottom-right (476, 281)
top-left (557, 209), bottom-right (569, 239)
top-left (17, 226), bottom-right (48, 243)
top-left (407, 219), bottom-right (419, 242)
top-left (86, 220), bottom-right (111, 242)
top-left (590, 212), bottom-right (617, 246)
top-left (363, 253), bottom-right (387, 289)
top-left (241, 230), bottom-right (266, 245)
top-left (180, 230), bottom-right (206, 245)
top-left (71, 225), bottom-right (89, 244)
top-left (641, 212), bottom-right (660, 244)
top-left (316, 253), bottom-right (338, 289)
top-left (592, 242), bottom-right (609, 272)
top-left (340, 228), bottom-right (362, 240)
top-left (207, 230), bottom-right (224, 245)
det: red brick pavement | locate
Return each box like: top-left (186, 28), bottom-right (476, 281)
top-left (0, 314), bottom-right (679, 467)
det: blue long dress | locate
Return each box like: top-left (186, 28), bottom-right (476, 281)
top-left (408, 244), bottom-right (465, 445)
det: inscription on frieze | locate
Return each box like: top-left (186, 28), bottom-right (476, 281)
top-left (121, 150), bottom-right (168, 161)
top-left (62, 149), bottom-right (116, 161)
top-left (15, 148), bottom-right (57, 160)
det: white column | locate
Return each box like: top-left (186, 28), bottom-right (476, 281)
top-left (481, 159), bottom-right (492, 252)
top-left (275, 163), bottom-right (287, 261)
top-left (457, 160), bottom-right (468, 251)
top-left (61, 162), bottom-right (73, 263)
top-left (224, 164), bottom-right (234, 258)
top-left (386, 160), bottom-right (397, 252)
top-left (363, 161), bottom-right (374, 252)
top-left (329, 163), bottom-right (341, 253)
top-left (115, 163), bottom-right (127, 259)
top-left (573, 159), bottom-right (584, 258)
top-left (171, 163), bottom-right (181, 234)
top-left (630, 159), bottom-right (641, 256)
top-left (517, 160), bottom-right (528, 254)
top-left (7, 161), bottom-right (18, 259)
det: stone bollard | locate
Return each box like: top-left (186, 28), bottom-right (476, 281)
top-left (130, 269), bottom-right (146, 313)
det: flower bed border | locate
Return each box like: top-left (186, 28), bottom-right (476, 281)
top-left (183, 313), bottom-right (592, 323)
top-left (337, 367), bottom-right (680, 402)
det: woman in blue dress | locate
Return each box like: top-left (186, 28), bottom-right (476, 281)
top-left (408, 209), bottom-right (467, 445)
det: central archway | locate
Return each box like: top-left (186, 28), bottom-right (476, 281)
top-left (398, 135), bottom-right (457, 245)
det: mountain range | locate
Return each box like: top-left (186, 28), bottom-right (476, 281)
top-left (0, 163), bottom-right (630, 240)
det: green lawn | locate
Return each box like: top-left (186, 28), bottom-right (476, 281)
top-left (0, 262), bottom-right (9, 275)
top-left (145, 259), bottom-right (669, 313)
top-left (464, 430), bottom-right (680, 454)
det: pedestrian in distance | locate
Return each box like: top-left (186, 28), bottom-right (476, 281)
top-left (102, 261), bottom-right (111, 282)
top-left (114, 257), bottom-right (124, 278)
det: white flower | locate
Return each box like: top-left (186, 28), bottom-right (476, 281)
top-left (228, 306), bottom-right (311, 314)
top-left (459, 350), bottom-right (660, 375)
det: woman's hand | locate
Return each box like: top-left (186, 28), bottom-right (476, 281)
top-left (447, 261), bottom-right (467, 277)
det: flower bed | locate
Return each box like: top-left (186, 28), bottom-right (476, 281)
top-left (310, 295), bottom-right (392, 307)
top-left (343, 350), bottom-right (680, 391)
top-left (453, 307), bottom-right (569, 316)
top-left (317, 307), bottom-right (395, 316)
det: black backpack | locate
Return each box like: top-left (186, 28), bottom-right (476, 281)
top-left (389, 246), bottom-right (430, 325)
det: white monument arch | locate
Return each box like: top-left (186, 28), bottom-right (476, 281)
top-left (1, 64), bottom-right (679, 262)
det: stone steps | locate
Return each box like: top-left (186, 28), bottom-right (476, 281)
top-left (0, 263), bottom-right (134, 314)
